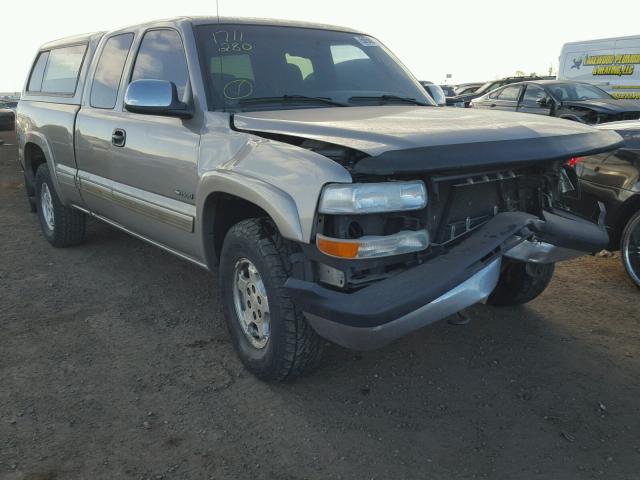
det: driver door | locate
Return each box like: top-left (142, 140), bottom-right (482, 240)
top-left (517, 84), bottom-right (552, 116)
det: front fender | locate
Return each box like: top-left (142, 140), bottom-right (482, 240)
top-left (197, 134), bottom-right (352, 243)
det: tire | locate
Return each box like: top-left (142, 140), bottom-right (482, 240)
top-left (24, 174), bottom-right (36, 213)
top-left (487, 259), bottom-right (555, 306)
top-left (620, 210), bottom-right (640, 289)
top-left (220, 218), bottom-right (323, 381)
top-left (35, 164), bottom-right (86, 247)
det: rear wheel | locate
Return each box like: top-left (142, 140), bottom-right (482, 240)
top-left (219, 218), bottom-right (323, 381)
top-left (621, 210), bottom-right (640, 289)
top-left (487, 259), bottom-right (555, 306)
top-left (35, 164), bottom-right (86, 247)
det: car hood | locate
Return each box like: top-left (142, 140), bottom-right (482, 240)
top-left (233, 106), bottom-right (624, 174)
top-left (561, 98), bottom-right (640, 113)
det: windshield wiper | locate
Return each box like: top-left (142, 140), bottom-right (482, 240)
top-left (348, 95), bottom-right (430, 106)
top-left (238, 95), bottom-right (348, 107)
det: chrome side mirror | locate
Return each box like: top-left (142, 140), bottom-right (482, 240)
top-left (124, 79), bottom-right (192, 118)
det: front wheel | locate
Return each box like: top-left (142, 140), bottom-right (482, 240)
top-left (621, 210), bottom-right (640, 289)
top-left (487, 259), bottom-right (555, 306)
top-left (219, 218), bottom-right (323, 381)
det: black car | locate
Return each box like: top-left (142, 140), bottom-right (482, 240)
top-left (0, 108), bottom-right (15, 131)
top-left (454, 82), bottom-right (483, 96)
top-left (471, 80), bottom-right (640, 124)
top-left (566, 121), bottom-right (640, 287)
top-left (446, 75), bottom-right (554, 107)
top-left (439, 84), bottom-right (457, 97)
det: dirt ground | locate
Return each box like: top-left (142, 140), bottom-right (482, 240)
top-left (1, 129), bottom-right (639, 480)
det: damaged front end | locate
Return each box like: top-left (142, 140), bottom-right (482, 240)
top-left (283, 144), bottom-right (609, 349)
top-left (233, 110), bottom-right (622, 350)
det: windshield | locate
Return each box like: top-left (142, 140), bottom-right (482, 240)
top-left (548, 83), bottom-right (612, 101)
top-left (195, 24), bottom-right (433, 111)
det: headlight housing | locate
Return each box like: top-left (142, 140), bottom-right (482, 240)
top-left (318, 181), bottom-right (427, 214)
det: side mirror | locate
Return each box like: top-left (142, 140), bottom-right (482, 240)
top-left (124, 79), bottom-right (193, 119)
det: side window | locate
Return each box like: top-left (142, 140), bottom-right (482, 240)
top-left (487, 88), bottom-right (502, 99)
top-left (27, 51), bottom-right (50, 92)
top-left (497, 85), bottom-right (521, 101)
top-left (521, 85), bottom-right (547, 106)
top-left (91, 33), bottom-right (134, 109)
top-left (131, 29), bottom-right (189, 101)
top-left (41, 44), bottom-right (87, 94)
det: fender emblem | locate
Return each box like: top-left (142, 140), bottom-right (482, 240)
top-left (174, 189), bottom-right (195, 200)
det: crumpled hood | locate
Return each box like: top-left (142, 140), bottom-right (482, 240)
top-left (233, 106), bottom-right (624, 174)
top-left (561, 98), bottom-right (640, 113)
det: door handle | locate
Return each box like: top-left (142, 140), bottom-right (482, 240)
top-left (112, 128), bottom-right (126, 147)
top-left (489, 104), bottom-right (496, 108)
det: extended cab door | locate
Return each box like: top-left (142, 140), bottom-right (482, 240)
top-left (517, 84), bottom-right (552, 116)
top-left (75, 28), bottom-right (202, 261)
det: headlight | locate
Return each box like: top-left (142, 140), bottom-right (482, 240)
top-left (318, 181), bottom-right (427, 214)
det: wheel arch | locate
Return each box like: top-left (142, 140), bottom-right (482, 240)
top-left (611, 194), bottom-right (640, 249)
top-left (22, 133), bottom-right (61, 198)
top-left (197, 171), bottom-right (306, 268)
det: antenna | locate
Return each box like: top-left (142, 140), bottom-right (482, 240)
top-left (216, 0), bottom-right (220, 23)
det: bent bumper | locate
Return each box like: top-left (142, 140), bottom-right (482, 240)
top-left (285, 209), bottom-right (607, 350)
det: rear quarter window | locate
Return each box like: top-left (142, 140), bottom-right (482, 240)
top-left (40, 44), bottom-right (87, 95)
top-left (27, 51), bottom-right (50, 92)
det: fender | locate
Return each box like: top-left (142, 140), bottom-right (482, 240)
top-left (196, 170), bottom-right (305, 242)
top-left (197, 132), bottom-right (352, 244)
top-left (21, 131), bottom-right (67, 203)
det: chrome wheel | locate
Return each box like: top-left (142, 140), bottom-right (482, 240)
top-left (622, 214), bottom-right (640, 286)
top-left (232, 258), bottom-right (270, 349)
top-left (40, 183), bottom-right (55, 231)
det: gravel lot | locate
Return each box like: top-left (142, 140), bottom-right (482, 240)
top-left (1, 129), bottom-right (639, 480)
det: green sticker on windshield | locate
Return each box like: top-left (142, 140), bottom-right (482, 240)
top-left (354, 36), bottom-right (379, 47)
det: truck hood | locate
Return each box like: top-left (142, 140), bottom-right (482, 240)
top-left (561, 98), bottom-right (640, 113)
top-left (233, 106), bottom-right (624, 174)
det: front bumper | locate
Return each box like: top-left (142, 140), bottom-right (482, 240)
top-left (285, 209), bottom-right (608, 350)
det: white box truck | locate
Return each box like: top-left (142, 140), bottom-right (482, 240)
top-left (559, 35), bottom-right (640, 101)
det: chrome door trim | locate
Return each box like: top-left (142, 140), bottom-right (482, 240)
top-left (71, 204), bottom-right (207, 270)
top-left (77, 171), bottom-right (195, 232)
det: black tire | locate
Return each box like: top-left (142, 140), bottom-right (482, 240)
top-left (620, 210), bottom-right (640, 289)
top-left (24, 174), bottom-right (37, 213)
top-left (220, 218), bottom-right (323, 381)
top-left (487, 259), bottom-right (555, 306)
top-left (35, 164), bottom-right (86, 247)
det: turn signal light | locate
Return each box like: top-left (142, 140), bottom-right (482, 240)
top-left (316, 236), bottom-right (359, 259)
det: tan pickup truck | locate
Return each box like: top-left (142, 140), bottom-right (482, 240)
top-left (17, 17), bottom-right (621, 380)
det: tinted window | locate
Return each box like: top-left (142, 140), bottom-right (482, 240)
top-left (41, 44), bottom-right (87, 94)
top-left (131, 29), bottom-right (189, 101)
top-left (91, 33), bottom-right (134, 109)
top-left (521, 84), bottom-right (547, 106)
top-left (27, 51), bottom-right (50, 92)
top-left (195, 24), bottom-right (432, 111)
top-left (549, 83), bottom-right (611, 101)
top-left (497, 85), bottom-right (521, 101)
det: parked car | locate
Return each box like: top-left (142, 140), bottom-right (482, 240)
top-left (439, 84), bottom-right (457, 97)
top-left (565, 121), bottom-right (640, 287)
top-left (17, 17), bottom-right (622, 380)
top-left (447, 75), bottom-right (555, 107)
top-left (559, 35), bottom-right (640, 100)
top-left (454, 82), bottom-right (483, 95)
top-left (0, 108), bottom-right (14, 131)
top-left (471, 80), bottom-right (640, 124)
top-left (419, 81), bottom-right (446, 106)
